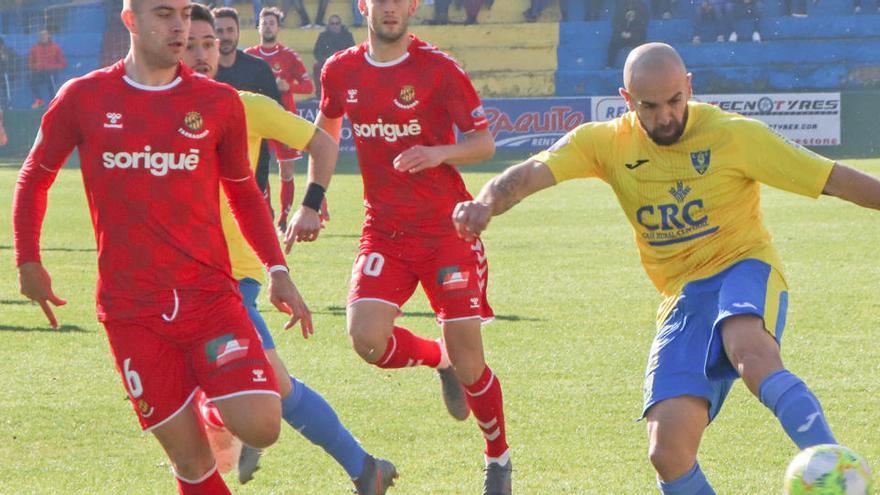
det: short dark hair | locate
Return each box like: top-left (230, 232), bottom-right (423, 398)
top-left (190, 3), bottom-right (215, 25)
top-left (259, 6), bottom-right (284, 24)
top-left (212, 6), bottom-right (239, 26)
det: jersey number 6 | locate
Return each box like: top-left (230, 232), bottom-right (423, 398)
top-left (123, 358), bottom-right (144, 399)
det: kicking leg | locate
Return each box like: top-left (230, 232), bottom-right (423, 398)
top-left (721, 314), bottom-right (836, 449)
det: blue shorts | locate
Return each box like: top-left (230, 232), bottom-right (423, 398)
top-left (239, 278), bottom-right (275, 350)
top-left (642, 259), bottom-right (789, 421)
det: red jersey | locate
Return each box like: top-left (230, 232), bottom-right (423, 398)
top-left (320, 35), bottom-right (489, 236)
top-left (13, 61), bottom-right (286, 321)
top-left (244, 43), bottom-right (314, 113)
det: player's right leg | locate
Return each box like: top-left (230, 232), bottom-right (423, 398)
top-left (642, 277), bottom-right (734, 494)
top-left (645, 397), bottom-right (714, 495)
top-left (277, 158), bottom-right (297, 233)
top-left (104, 319), bottom-right (232, 493)
top-left (347, 248), bottom-right (444, 369)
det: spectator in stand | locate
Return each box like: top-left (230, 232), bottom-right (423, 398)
top-left (784, 0), bottom-right (818, 16)
top-left (692, 0), bottom-right (724, 43)
top-left (586, 0), bottom-right (603, 20)
top-left (28, 29), bottom-right (66, 109)
top-left (0, 37), bottom-right (17, 108)
top-left (724, 0), bottom-right (762, 42)
top-left (433, 0), bottom-right (487, 25)
top-left (652, 0), bottom-right (674, 18)
top-left (606, 0), bottom-right (648, 68)
top-left (853, 0), bottom-right (879, 13)
top-left (0, 36), bottom-right (12, 146)
top-left (282, 0), bottom-right (330, 28)
top-left (313, 15), bottom-right (354, 98)
top-left (351, 0), bottom-right (363, 26)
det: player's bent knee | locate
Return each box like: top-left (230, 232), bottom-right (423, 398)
top-left (215, 394), bottom-right (281, 449)
top-left (648, 442), bottom-right (696, 481)
top-left (347, 322), bottom-right (391, 363)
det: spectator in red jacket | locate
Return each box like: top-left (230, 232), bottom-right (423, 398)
top-left (28, 29), bottom-right (66, 109)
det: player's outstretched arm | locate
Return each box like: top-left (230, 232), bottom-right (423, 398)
top-left (822, 163), bottom-right (880, 210)
top-left (394, 129), bottom-right (495, 173)
top-left (453, 158), bottom-right (557, 241)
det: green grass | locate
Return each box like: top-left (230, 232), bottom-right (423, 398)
top-left (1, 158), bottom-right (878, 494)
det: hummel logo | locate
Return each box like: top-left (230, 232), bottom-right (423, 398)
top-left (104, 112), bottom-right (123, 129)
top-left (625, 159), bottom-right (650, 169)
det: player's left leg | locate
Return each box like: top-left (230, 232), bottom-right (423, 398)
top-left (721, 316), bottom-right (836, 449)
top-left (442, 318), bottom-right (512, 495)
top-left (234, 278), bottom-right (397, 492)
top-left (277, 158), bottom-right (296, 232)
top-left (424, 236), bottom-right (510, 493)
top-left (152, 403), bottom-right (232, 495)
top-left (712, 260), bottom-right (836, 449)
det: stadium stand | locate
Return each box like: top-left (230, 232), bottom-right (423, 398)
top-left (0, 1), bottom-right (877, 105)
top-left (557, 0), bottom-right (880, 96)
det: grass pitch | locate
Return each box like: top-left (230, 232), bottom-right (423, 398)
top-left (0, 157), bottom-right (878, 494)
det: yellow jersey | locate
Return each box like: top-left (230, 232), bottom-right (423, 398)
top-left (220, 91), bottom-right (316, 281)
top-left (536, 101), bottom-right (833, 306)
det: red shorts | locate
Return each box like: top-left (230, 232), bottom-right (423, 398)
top-left (270, 140), bottom-right (302, 162)
top-left (103, 291), bottom-right (279, 431)
top-left (348, 229), bottom-right (494, 323)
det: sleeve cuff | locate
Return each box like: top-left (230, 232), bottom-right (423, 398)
top-left (268, 265), bottom-right (289, 274)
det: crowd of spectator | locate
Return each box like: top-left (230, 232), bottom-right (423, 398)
top-left (0, 0), bottom-right (873, 117)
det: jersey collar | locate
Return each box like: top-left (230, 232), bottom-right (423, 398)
top-left (120, 61), bottom-right (186, 92)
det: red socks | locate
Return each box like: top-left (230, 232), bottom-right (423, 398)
top-left (465, 366), bottom-right (509, 461)
top-left (375, 326), bottom-right (442, 368)
top-left (175, 464), bottom-right (229, 495)
top-left (279, 178), bottom-right (294, 221)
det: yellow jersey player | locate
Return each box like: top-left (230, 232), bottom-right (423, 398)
top-left (183, 5), bottom-right (397, 493)
top-left (453, 43), bottom-right (880, 494)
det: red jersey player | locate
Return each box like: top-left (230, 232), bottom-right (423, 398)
top-left (284, 0), bottom-right (512, 492)
top-left (245, 7), bottom-right (316, 232)
top-left (13, 1), bottom-right (312, 493)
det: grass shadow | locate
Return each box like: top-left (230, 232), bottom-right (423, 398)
top-left (318, 305), bottom-right (542, 322)
top-left (0, 324), bottom-right (89, 333)
top-left (0, 245), bottom-right (95, 253)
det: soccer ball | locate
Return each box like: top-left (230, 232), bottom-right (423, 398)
top-left (784, 444), bottom-right (874, 495)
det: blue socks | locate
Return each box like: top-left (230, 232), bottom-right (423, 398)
top-left (282, 377), bottom-right (368, 479)
top-left (758, 369), bottom-right (836, 449)
top-left (658, 462), bottom-right (716, 495)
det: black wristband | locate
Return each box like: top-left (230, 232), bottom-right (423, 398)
top-left (301, 182), bottom-right (326, 211)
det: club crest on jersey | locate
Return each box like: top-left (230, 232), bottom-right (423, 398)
top-left (690, 149), bottom-right (711, 175)
top-left (205, 333), bottom-right (250, 367)
top-left (394, 85), bottom-right (419, 109)
top-left (138, 399), bottom-right (155, 418)
top-left (103, 112), bottom-right (123, 129)
top-left (179, 111), bottom-right (209, 140)
top-left (273, 63), bottom-right (281, 72)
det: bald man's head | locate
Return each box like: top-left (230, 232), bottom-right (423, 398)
top-left (619, 43), bottom-right (692, 145)
top-left (623, 42), bottom-right (687, 91)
